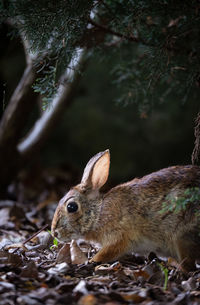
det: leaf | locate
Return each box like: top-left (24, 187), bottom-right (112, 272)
top-left (134, 269), bottom-right (151, 280)
top-left (0, 208), bottom-right (10, 227)
top-left (53, 238), bottom-right (58, 247)
top-left (0, 251), bottom-right (22, 267)
top-left (73, 280), bottom-right (88, 294)
top-left (48, 262), bottom-right (69, 275)
top-left (158, 263), bottom-right (169, 290)
top-left (121, 292), bottom-right (146, 303)
top-left (0, 281), bottom-right (15, 292)
top-left (95, 262), bottom-right (122, 275)
top-left (167, 257), bottom-right (181, 269)
top-left (4, 242), bottom-right (28, 252)
top-left (181, 277), bottom-right (197, 291)
top-left (56, 243), bottom-right (71, 264)
top-left (20, 261), bottom-right (38, 279)
top-left (70, 240), bottom-right (88, 265)
top-left (78, 294), bottom-right (97, 305)
top-left (33, 231), bottom-right (53, 247)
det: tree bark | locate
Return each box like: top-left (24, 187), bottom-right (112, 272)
top-left (192, 112), bottom-right (200, 165)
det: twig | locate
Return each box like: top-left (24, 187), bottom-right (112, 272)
top-left (5, 224), bottom-right (49, 254)
top-left (22, 224), bottom-right (49, 245)
top-left (88, 18), bottom-right (140, 43)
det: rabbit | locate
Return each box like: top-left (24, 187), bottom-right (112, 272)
top-left (51, 149), bottom-right (200, 272)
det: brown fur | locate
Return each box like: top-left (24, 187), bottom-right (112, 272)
top-left (51, 150), bottom-right (200, 272)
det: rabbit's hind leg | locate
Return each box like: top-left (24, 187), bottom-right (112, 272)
top-left (176, 233), bottom-right (200, 272)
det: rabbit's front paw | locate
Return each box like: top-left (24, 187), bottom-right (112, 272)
top-left (89, 241), bottom-right (128, 263)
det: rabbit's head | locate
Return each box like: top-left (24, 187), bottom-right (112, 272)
top-left (51, 150), bottom-right (110, 242)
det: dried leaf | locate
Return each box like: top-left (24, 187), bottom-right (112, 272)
top-left (16, 295), bottom-right (40, 305)
top-left (20, 261), bottom-right (38, 279)
top-left (0, 251), bottom-right (22, 266)
top-left (174, 292), bottom-right (188, 304)
top-left (190, 290), bottom-right (200, 296)
top-left (4, 243), bottom-right (27, 251)
top-left (88, 276), bottom-right (111, 285)
top-left (95, 262), bottom-right (122, 275)
top-left (70, 240), bottom-right (87, 264)
top-left (48, 262), bottom-right (69, 275)
top-left (78, 294), bottom-right (97, 305)
top-left (0, 208), bottom-right (10, 227)
top-left (167, 257), bottom-right (181, 269)
top-left (73, 280), bottom-right (88, 294)
top-left (121, 292), bottom-right (146, 303)
top-left (95, 264), bottom-right (111, 274)
top-left (133, 269), bottom-right (151, 280)
top-left (110, 262), bottom-right (122, 271)
top-left (56, 243), bottom-right (71, 264)
top-left (181, 277), bottom-right (197, 291)
top-left (33, 231), bottom-right (53, 247)
top-left (0, 281), bottom-right (15, 292)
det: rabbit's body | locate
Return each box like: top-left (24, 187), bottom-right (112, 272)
top-left (52, 151), bottom-right (200, 271)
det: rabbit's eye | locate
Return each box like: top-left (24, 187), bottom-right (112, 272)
top-left (67, 201), bottom-right (78, 213)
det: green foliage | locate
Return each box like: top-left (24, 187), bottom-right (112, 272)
top-left (53, 237), bottom-right (58, 248)
top-left (4, 0), bottom-right (92, 51)
top-left (1, 0), bottom-right (199, 109)
top-left (33, 66), bottom-right (57, 110)
top-left (161, 187), bottom-right (200, 214)
top-left (47, 230), bottom-right (58, 249)
top-left (100, 0), bottom-right (200, 111)
top-left (158, 263), bottom-right (169, 290)
top-left (0, 0), bottom-right (92, 102)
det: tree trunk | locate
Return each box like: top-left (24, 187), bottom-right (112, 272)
top-left (0, 64), bottom-right (37, 195)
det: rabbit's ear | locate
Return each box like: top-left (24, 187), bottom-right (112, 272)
top-left (81, 150), bottom-right (110, 190)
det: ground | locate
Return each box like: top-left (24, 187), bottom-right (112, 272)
top-left (0, 168), bottom-right (200, 305)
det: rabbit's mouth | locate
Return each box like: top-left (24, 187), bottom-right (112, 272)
top-left (52, 229), bottom-right (68, 242)
top-left (53, 226), bottom-right (79, 243)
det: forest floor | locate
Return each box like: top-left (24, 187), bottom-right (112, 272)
top-left (0, 167), bottom-right (200, 305)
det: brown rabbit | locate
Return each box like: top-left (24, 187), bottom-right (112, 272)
top-left (51, 150), bottom-right (200, 272)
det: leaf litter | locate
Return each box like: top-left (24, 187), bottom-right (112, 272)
top-left (0, 169), bottom-right (200, 305)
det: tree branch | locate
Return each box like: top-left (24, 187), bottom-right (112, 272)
top-left (88, 18), bottom-right (140, 43)
top-left (0, 65), bottom-right (36, 145)
top-left (18, 49), bottom-right (87, 158)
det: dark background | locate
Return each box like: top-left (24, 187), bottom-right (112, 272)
top-left (0, 24), bottom-right (199, 188)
